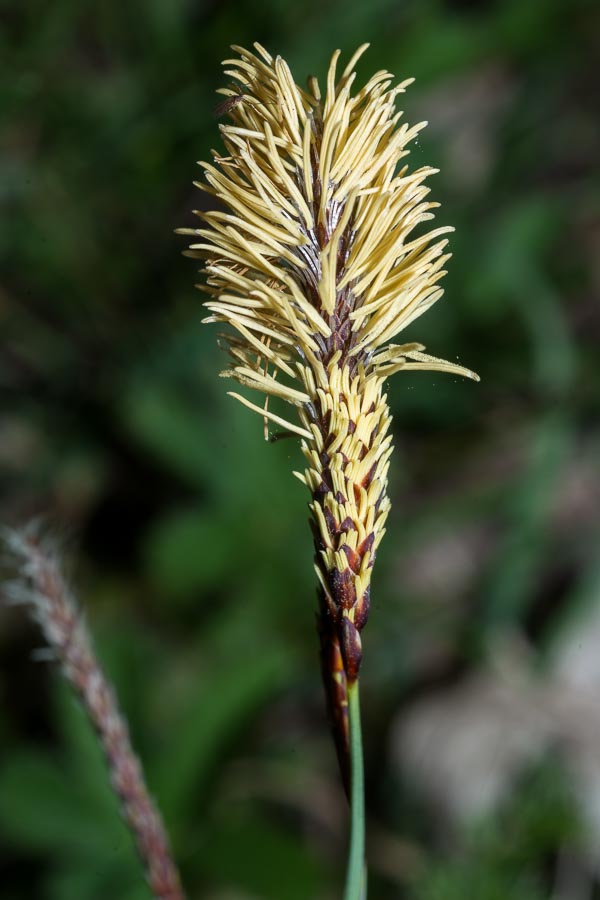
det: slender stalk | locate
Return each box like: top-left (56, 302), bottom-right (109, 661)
top-left (3, 527), bottom-right (185, 900)
top-left (344, 679), bottom-right (366, 900)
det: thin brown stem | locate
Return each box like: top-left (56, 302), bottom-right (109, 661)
top-left (3, 527), bottom-right (185, 900)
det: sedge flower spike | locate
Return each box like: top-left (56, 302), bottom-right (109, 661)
top-left (180, 44), bottom-right (478, 773)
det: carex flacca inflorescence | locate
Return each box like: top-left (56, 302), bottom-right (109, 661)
top-left (179, 43), bottom-right (478, 777)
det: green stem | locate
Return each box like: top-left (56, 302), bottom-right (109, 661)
top-left (344, 678), bottom-right (366, 900)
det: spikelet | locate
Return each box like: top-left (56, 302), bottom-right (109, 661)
top-left (180, 44), bottom-right (478, 776)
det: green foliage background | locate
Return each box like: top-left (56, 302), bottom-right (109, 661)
top-left (1, 0), bottom-right (599, 897)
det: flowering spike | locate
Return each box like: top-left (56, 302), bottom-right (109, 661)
top-left (180, 45), bottom-right (478, 777)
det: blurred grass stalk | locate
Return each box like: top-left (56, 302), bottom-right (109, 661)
top-left (3, 526), bottom-right (185, 900)
top-left (180, 43), bottom-right (478, 895)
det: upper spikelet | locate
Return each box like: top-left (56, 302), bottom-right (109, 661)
top-left (179, 42), bottom-right (478, 440)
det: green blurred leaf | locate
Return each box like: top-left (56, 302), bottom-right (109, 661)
top-left (120, 382), bottom-right (213, 489)
top-left (46, 860), bottom-right (150, 900)
top-left (155, 636), bottom-right (292, 829)
top-left (414, 759), bottom-right (579, 900)
top-left (482, 413), bottom-right (572, 627)
top-left (202, 813), bottom-right (325, 900)
top-left (150, 597), bottom-right (296, 838)
top-left (144, 506), bottom-right (234, 599)
top-left (0, 750), bottom-right (116, 856)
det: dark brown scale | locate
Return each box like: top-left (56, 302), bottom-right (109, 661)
top-left (339, 516), bottom-right (357, 533)
top-left (354, 586), bottom-right (371, 630)
top-left (361, 462), bottom-right (377, 489)
top-left (323, 507), bottom-right (338, 535)
top-left (314, 479), bottom-right (332, 502)
top-left (341, 544), bottom-right (361, 574)
top-left (340, 617), bottom-right (361, 682)
top-left (323, 591), bottom-right (338, 619)
top-left (317, 598), bottom-right (350, 794)
top-left (329, 567), bottom-right (357, 610)
top-left (357, 532), bottom-right (375, 558)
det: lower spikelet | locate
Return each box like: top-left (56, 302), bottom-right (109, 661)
top-left (180, 43), bottom-right (478, 776)
top-left (298, 361), bottom-right (391, 682)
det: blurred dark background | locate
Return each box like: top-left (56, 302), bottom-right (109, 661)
top-left (1, 0), bottom-right (599, 897)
